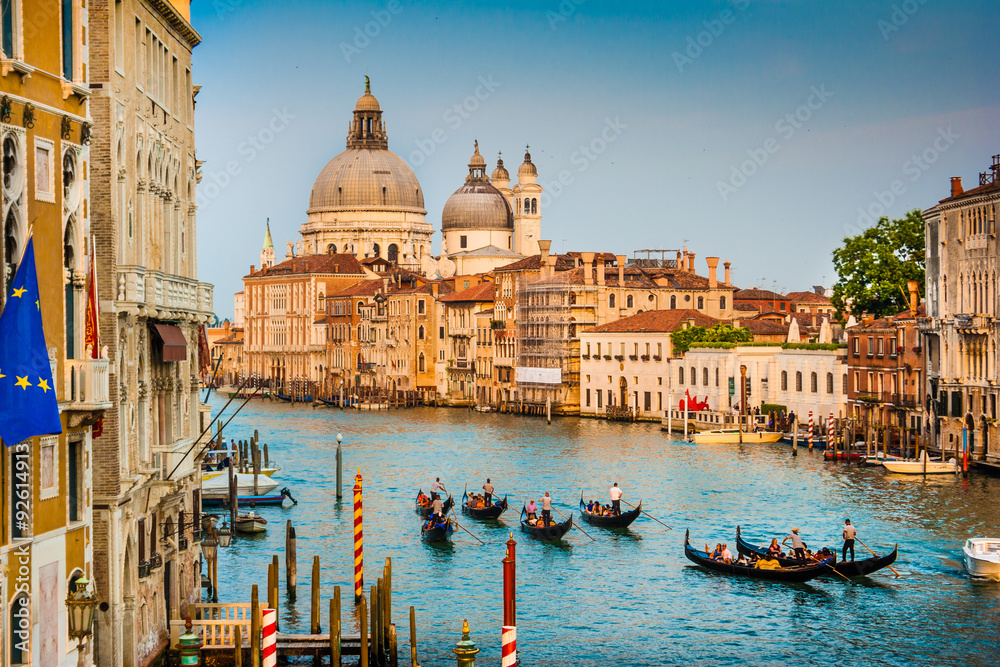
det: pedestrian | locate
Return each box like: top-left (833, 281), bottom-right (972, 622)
top-left (483, 478), bottom-right (495, 506)
top-left (782, 528), bottom-right (807, 560)
top-left (842, 519), bottom-right (857, 561)
top-left (431, 477), bottom-right (447, 495)
top-left (609, 482), bottom-right (623, 515)
top-left (540, 492), bottom-right (552, 526)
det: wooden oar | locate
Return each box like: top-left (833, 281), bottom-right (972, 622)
top-left (622, 500), bottom-right (672, 530)
top-left (553, 507), bottom-right (594, 541)
top-left (449, 510), bottom-right (484, 545)
top-left (856, 537), bottom-right (900, 577)
top-left (807, 553), bottom-right (853, 584)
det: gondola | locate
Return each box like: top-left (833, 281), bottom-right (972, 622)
top-left (421, 516), bottom-right (456, 542)
top-left (736, 526), bottom-right (898, 577)
top-left (684, 530), bottom-right (830, 583)
top-left (414, 490), bottom-right (453, 518)
top-left (579, 493), bottom-right (642, 528)
top-left (461, 487), bottom-right (508, 520)
top-left (519, 505), bottom-right (573, 540)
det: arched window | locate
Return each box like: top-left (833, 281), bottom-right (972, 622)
top-left (690, 367), bottom-right (696, 386)
top-left (64, 220), bottom-right (77, 358)
top-left (720, 296), bottom-right (726, 310)
top-left (795, 371), bottom-right (802, 392)
top-left (418, 353), bottom-right (425, 373)
top-left (609, 294), bottom-right (615, 308)
top-left (372, 243), bottom-right (380, 258)
top-left (703, 368), bottom-right (709, 385)
top-left (357, 301), bottom-right (364, 315)
top-left (678, 367), bottom-right (685, 384)
top-left (779, 370), bottom-right (787, 390)
top-left (327, 243), bottom-right (337, 254)
top-left (387, 244), bottom-right (399, 263)
top-left (826, 372), bottom-right (834, 394)
top-left (418, 325), bottom-right (425, 340)
top-left (670, 295), bottom-right (676, 309)
top-left (531, 198), bottom-right (537, 214)
top-left (811, 372), bottom-right (818, 392)
top-left (626, 294), bottom-right (633, 309)
top-left (697, 296), bottom-right (704, 309)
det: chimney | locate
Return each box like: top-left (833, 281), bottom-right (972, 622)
top-left (950, 177), bottom-right (964, 198)
top-left (907, 279), bottom-right (919, 317)
top-left (706, 257), bottom-right (719, 288)
top-left (597, 256), bottom-right (606, 286)
top-left (581, 252), bottom-right (596, 286)
top-left (811, 312), bottom-right (816, 328)
top-left (251, 264), bottom-right (256, 274)
top-left (432, 283), bottom-right (439, 298)
top-left (538, 240), bottom-right (552, 279)
top-left (616, 255), bottom-right (626, 286)
top-left (862, 314), bottom-right (873, 327)
top-left (724, 261), bottom-right (731, 285)
top-left (687, 252), bottom-right (696, 272)
top-left (676, 251), bottom-right (683, 269)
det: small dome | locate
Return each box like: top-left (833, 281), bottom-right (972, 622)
top-left (491, 154), bottom-right (509, 182)
top-left (442, 183), bottom-right (513, 231)
top-left (518, 147), bottom-right (537, 176)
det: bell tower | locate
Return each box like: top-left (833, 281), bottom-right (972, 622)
top-left (260, 220), bottom-right (275, 268)
top-left (512, 146), bottom-right (542, 256)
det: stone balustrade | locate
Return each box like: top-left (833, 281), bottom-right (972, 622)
top-left (117, 265), bottom-right (215, 319)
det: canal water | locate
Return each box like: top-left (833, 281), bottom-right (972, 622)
top-left (208, 397), bottom-right (1000, 666)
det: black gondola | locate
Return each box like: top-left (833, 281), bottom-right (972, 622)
top-left (579, 493), bottom-right (642, 528)
top-left (421, 516), bottom-right (456, 542)
top-left (684, 530), bottom-right (831, 583)
top-left (519, 505), bottom-right (573, 540)
top-left (736, 526), bottom-right (898, 578)
top-left (415, 490), bottom-right (453, 518)
top-left (461, 488), bottom-right (508, 520)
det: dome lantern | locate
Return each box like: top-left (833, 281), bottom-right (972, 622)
top-left (347, 76), bottom-right (388, 149)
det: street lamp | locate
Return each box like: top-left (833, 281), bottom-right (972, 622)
top-left (66, 577), bottom-right (97, 667)
top-left (202, 529), bottom-right (219, 602)
top-left (217, 521), bottom-right (232, 548)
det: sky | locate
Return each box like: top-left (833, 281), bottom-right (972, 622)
top-left (190, 0), bottom-right (1000, 318)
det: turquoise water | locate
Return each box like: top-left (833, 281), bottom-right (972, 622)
top-left (209, 397), bottom-right (1000, 666)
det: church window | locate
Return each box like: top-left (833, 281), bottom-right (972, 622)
top-left (720, 296), bottom-right (726, 310)
top-left (531, 198), bottom-right (537, 214)
top-left (387, 244), bottom-right (398, 263)
top-left (460, 235), bottom-right (467, 249)
top-left (781, 371), bottom-right (788, 390)
top-left (697, 297), bottom-right (704, 309)
top-left (418, 354), bottom-right (425, 373)
top-left (678, 367), bottom-right (684, 384)
top-left (609, 294), bottom-right (615, 308)
top-left (626, 294), bottom-right (633, 309)
top-left (795, 372), bottom-right (803, 392)
top-left (670, 295), bottom-right (676, 309)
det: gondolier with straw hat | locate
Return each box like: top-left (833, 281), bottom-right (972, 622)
top-left (782, 527), bottom-right (807, 560)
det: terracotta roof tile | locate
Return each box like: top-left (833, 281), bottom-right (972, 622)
top-left (734, 288), bottom-right (786, 300)
top-left (786, 290), bottom-right (832, 305)
top-left (588, 309), bottom-right (722, 333)
top-left (439, 281), bottom-right (495, 303)
top-left (246, 253), bottom-right (365, 279)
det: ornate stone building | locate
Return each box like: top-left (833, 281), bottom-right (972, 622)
top-left (922, 154), bottom-right (1000, 462)
top-left (88, 0), bottom-right (214, 664)
top-left (299, 79), bottom-right (431, 270)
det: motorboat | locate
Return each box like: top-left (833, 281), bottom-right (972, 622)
top-left (202, 472), bottom-right (280, 497)
top-left (882, 453), bottom-right (958, 475)
top-left (234, 511), bottom-right (268, 534)
top-left (202, 466), bottom-right (280, 482)
top-left (692, 429), bottom-right (783, 444)
top-left (862, 452), bottom-right (903, 467)
top-left (963, 537), bottom-right (1000, 580)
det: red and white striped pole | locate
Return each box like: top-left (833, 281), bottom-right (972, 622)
top-left (501, 533), bottom-right (517, 667)
top-left (828, 411), bottom-right (834, 448)
top-left (808, 411), bottom-right (814, 450)
top-left (354, 469), bottom-right (364, 604)
top-left (262, 608), bottom-right (277, 667)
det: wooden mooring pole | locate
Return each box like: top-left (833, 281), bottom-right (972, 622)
top-left (286, 521), bottom-right (297, 601)
top-left (311, 556), bottom-right (321, 634)
top-left (250, 585), bottom-right (260, 667)
top-left (331, 586), bottom-right (342, 667)
top-left (360, 595), bottom-right (369, 667)
top-left (409, 606), bottom-right (419, 667)
top-left (792, 417), bottom-right (799, 457)
top-left (271, 554), bottom-right (280, 628)
top-left (233, 624), bottom-right (243, 667)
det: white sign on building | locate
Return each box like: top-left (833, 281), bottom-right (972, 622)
top-left (516, 367), bottom-right (562, 384)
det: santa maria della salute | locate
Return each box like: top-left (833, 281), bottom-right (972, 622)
top-left (285, 77), bottom-right (543, 277)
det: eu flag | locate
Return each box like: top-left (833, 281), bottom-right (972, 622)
top-left (0, 237), bottom-right (62, 446)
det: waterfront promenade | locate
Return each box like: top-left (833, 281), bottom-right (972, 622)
top-left (211, 398), bottom-right (1000, 666)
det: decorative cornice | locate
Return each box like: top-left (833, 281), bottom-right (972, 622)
top-left (147, 0), bottom-right (202, 48)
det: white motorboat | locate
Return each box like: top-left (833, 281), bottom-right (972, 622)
top-left (963, 537), bottom-right (1000, 580)
top-left (882, 453), bottom-right (958, 475)
top-left (202, 466), bottom-right (280, 482)
top-left (691, 429), bottom-right (784, 444)
top-left (234, 511), bottom-right (268, 534)
top-left (202, 472), bottom-right (279, 497)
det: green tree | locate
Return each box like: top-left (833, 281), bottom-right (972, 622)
top-left (831, 210), bottom-right (925, 320)
top-left (669, 326), bottom-right (705, 354)
top-left (669, 323), bottom-right (752, 353)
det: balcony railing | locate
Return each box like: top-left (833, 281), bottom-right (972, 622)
top-left (63, 358), bottom-right (112, 410)
top-left (117, 265), bottom-right (214, 316)
top-left (955, 314), bottom-right (992, 334)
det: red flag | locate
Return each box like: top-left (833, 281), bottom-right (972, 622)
top-left (85, 239), bottom-right (103, 438)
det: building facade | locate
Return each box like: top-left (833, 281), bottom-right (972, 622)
top-left (922, 155), bottom-right (1000, 461)
top-left (87, 0), bottom-right (215, 664)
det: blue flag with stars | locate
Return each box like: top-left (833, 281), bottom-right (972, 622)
top-left (0, 237), bottom-right (62, 446)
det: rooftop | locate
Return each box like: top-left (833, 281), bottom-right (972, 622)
top-left (247, 253), bottom-right (365, 279)
top-left (587, 309), bottom-right (721, 333)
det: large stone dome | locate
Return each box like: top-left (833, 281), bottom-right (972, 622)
top-left (441, 142), bottom-right (513, 231)
top-left (308, 149), bottom-right (425, 212)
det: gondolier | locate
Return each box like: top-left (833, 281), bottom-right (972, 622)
top-left (782, 528), bottom-right (807, 560)
top-left (483, 478), bottom-right (495, 505)
top-left (609, 482), bottom-right (623, 515)
top-left (431, 477), bottom-right (447, 495)
top-left (540, 492), bottom-right (553, 526)
top-left (842, 519), bottom-right (857, 562)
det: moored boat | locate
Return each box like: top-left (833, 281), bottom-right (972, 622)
top-left (421, 516), bottom-right (456, 542)
top-left (415, 490), bottom-right (453, 518)
top-left (202, 465), bottom-right (280, 481)
top-left (882, 455), bottom-right (958, 474)
top-left (963, 537), bottom-right (1000, 580)
top-left (234, 511), bottom-right (268, 534)
top-left (201, 488), bottom-right (296, 507)
top-left (684, 530), bottom-right (829, 583)
top-left (692, 429), bottom-right (783, 444)
top-left (579, 494), bottom-right (642, 528)
top-left (519, 505), bottom-right (573, 540)
top-left (736, 526), bottom-right (898, 578)
top-left (202, 472), bottom-right (280, 497)
top-left (461, 488), bottom-right (507, 520)
top-left (862, 453), bottom-right (903, 467)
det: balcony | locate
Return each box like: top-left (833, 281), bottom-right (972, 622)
top-left (449, 359), bottom-right (471, 370)
top-left (357, 362), bottom-right (376, 373)
top-left (955, 314), bottom-right (992, 334)
top-left (890, 393), bottom-right (921, 409)
top-left (116, 265), bottom-right (214, 320)
top-left (62, 358), bottom-right (112, 428)
top-left (449, 326), bottom-right (474, 338)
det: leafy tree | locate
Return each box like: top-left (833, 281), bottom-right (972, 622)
top-left (670, 323), bottom-right (751, 353)
top-left (831, 210), bottom-right (925, 320)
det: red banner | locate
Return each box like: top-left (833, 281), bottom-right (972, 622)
top-left (85, 242), bottom-right (103, 438)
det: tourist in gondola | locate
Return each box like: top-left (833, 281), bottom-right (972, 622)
top-left (721, 543), bottom-right (734, 564)
top-left (842, 519), bottom-right (857, 561)
top-left (483, 478), bottom-right (495, 505)
top-left (609, 482), bottom-right (623, 515)
top-left (782, 528), bottom-right (808, 560)
top-left (540, 492), bottom-right (553, 525)
top-left (767, 538), bottom-right (783, 557)
top-left (526, 498), bottom-right (538, 521)
top-left (417, 491), bottom-right (429, 507)
top-left (586, 499), bottom-right (595, 513)
top-left (755, 553), bottom-right (782, 570)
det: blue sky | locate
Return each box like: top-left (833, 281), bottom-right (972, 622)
top-left (191, 0), bottom-right (1000, 317)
